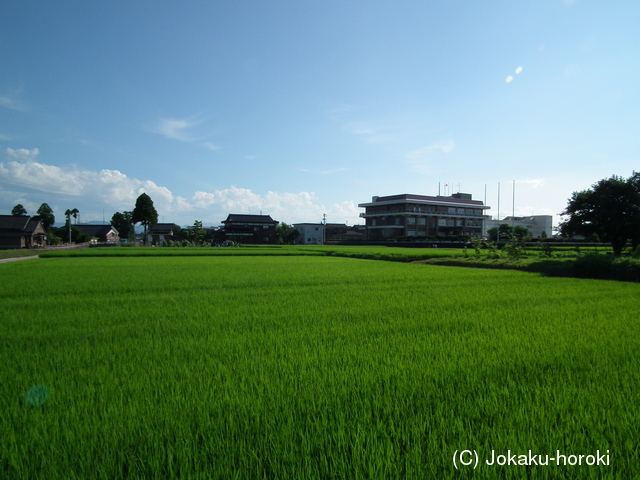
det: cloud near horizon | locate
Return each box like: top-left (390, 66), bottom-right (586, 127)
top-left (0, 152), bottom-right (360, 225)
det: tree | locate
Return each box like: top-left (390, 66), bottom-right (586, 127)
top-left (186, 220), bottom-right (206, 246)
top-left (111, 211), bottom-right (134, 242)
top-left (275, 222), bottom-right (299, 245)
top-left (558, 172), bottom-right (640, 255)
top-left (132, 193), bottom-right (158, 245)
top-left (64, 209), bottom-right (72, 243)
top-left (11, 204), bottom-right (27, 216)
top-left (53, 225), bottom-right (88, 244)
top-left (487, 224), bottom-right (530, 242)
top-left (34, 203), bottom-right (55, 234)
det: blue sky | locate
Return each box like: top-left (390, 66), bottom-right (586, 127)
top-left (1, 1), bottom-right (638, 228)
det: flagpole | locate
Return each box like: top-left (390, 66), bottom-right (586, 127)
top-left (512, 179), bottom-right (516, 240)
top-left (497, 182), bottom-right (500, 242)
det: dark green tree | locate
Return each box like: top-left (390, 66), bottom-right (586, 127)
top-left (275, 222), bottom-right (299, 245)
top-left (64, 209), bottom-right (79, 243)
top-left (34, 203), bottom-right (55, 234)
top-left (53, 225), bottom-right (88, 244)
top-left (11, 204), bottom-right (27, 216)
top-left (487, 224), bottom-right (530, 242)
top-left (187, 220), bottom-right (206, 246)
top-left (111, 211), bottom-right (134, 242)
top-left (132, 193), bottom-right (158, 245)
top-left (558, 172), bottom-right (640, 255)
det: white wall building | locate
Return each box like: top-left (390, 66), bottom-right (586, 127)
top-left (485, 215), bottom-right (553, 238)
top-left (293, 223), bottom-right (324, 245)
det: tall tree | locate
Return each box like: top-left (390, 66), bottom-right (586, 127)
top-left (559, 172), bottom-right (640, 255)
top-left (111, 211), bottom-right (134, 242)
top-left (132, 193), bottom-right (158, 245)
top-left (35, 203), bottom-right (55, 233)
top-left (64, 209), bottom-right (79, 243)
top-left (11, 204), bottom-right (27, 216)
top-left (64, 209), bottom-right (72, 243)
top-left (275, 222), bottom-right (299, 245)
top-left (187, 220), bottom-right (206, 246)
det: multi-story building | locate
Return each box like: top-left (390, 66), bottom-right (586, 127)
top-left (221, 214), bottom-right (278, 244)
top-left (485, 215), bottom-right (553, 239)
top-left (293, 223), bottom-right (324, 245)
top-left (358, 193), bottom-right (490, 241)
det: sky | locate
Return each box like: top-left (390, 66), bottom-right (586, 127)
top-left (1, 1), bottom-right (639, 229)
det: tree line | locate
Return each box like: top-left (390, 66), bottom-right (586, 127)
top-left (9, 193), bottom-right (160, 246)
top-left (9, 172), bottom-right (639, 253)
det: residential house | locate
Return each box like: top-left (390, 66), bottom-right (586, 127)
top-left (0, 215), bottom-right (47, 249)
top-left (222, 214), bottom-right (278, 244)
top-left (76, 224), bottom-right (120, 244)
top-left (149, 223), bottom-right (181, 246)
top-left (358, 193), bottom-right (490, 241)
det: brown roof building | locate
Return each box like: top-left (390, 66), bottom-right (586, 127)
top-left (221, 214), bottom-right (278, 244)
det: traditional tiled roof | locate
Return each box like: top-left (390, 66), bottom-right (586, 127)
top-left (0, 215), bottom-right (33, 231)
top-left (76, 225), bottom-right (119, 237)
top-left (149, 223), bottom-right (178, 234)
top-left (222, 214), bottom-right (277, 224)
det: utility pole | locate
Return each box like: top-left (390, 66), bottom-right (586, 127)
top-left (322, 213), bottom-right (326, 245)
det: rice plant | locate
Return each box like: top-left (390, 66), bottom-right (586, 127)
top-left (1, 256), bottom-right (638, 478)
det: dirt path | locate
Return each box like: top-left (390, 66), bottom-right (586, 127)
top-left (0, 255), bottom-right (39, 264)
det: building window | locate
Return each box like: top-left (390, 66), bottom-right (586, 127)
top-left (417, 218), bottom-right (426, 226)
top-left (394, 217), bottom-right (401, 225)
top-left (407, 217), bottom-right (416, 225)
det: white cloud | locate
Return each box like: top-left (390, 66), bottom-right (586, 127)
top-left (7, 147), bottom-right (40, 162)
top-left (406, 140), bottom-right (455, 174)
top-left (0, 153), bottom-right (361, 225)
top-left (152, 116), bottom-right (221, 152)
top-left (0, 89), bottom-right (28, 112)
top-left (506, 67), bottom-right (523, 84)
top-left (202, 142), bottom-right (219, 152)
top-left (154, 118), bottom-right (200, 142)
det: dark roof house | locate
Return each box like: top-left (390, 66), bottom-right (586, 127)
top-left (221, 214), bottom-right (278, 244)
top-left (76, 224), bottom-right (120, 244)
top-left (0, 215), bottom-right (47, 249)
top-left (149, 223), bottom-right (180, 245)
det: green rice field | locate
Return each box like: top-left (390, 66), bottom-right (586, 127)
top-left (1, 254), bottom-right (639, 479)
